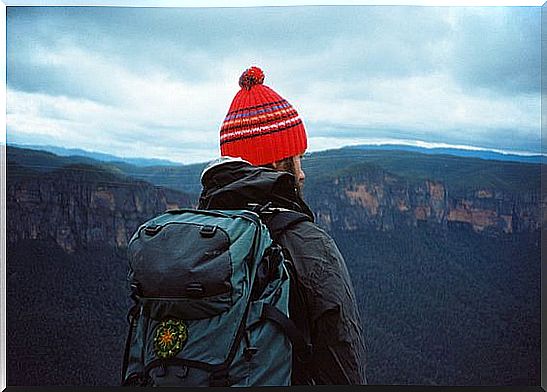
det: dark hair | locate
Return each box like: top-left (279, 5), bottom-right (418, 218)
top-left (263, 157), bottom-right (296, 175)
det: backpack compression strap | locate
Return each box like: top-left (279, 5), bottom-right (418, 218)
top-left (261, 303), bottom-right (313, 363)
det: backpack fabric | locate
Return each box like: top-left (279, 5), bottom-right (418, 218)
top-left (121, 207), bottom-right (310, 387)
top-left (198, 158), bottom-right (368, 385)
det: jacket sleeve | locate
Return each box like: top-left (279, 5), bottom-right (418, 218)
top-left (279, 222), bottom-right (368, 385)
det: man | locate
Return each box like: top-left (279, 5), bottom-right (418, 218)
top-left (198, 66), bottom-right (367, 385)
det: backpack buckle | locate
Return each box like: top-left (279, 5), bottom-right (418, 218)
top-left (144, 224), bottom-right (162, 236)
top-left (129, 283), bottom-right (141, 301)
top-left (247, 202), bottom-right (273, 215)
top-left (244, 347), bottom-right (258, 362)
top-left (199, 225), bottom-right (217, 238)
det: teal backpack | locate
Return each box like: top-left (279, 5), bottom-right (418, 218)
top-left (121, 206), bottom-right (311, 387)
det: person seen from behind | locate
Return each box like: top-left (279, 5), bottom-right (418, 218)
top-left (198, 66), bottom-right (367, 385)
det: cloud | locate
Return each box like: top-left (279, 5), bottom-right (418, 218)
top-left (446, 7), bottom-right (540, 94)
top-left (299, 73), bottom-right (538, 142)
top-left (7, 79), bottom-right (226, 163)
top-left (6, 5), bottom-right (541, 162)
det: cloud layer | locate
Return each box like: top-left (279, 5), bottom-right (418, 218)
top-left (7, 5), bottom-right (541, 163)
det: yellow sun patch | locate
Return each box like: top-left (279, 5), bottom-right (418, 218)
top-left (154, 319), bottom-right (188, 359)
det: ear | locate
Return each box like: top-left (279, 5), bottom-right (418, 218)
top-left (271, 161), bottom-right (279, 170)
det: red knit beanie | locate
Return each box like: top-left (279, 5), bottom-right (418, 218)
top-left (220, 66), bottom-right (308, 166)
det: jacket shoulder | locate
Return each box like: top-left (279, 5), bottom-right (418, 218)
top-left (280, 220), bottom-right (344, 264)
top-left (276, 220), bottom-right (349, 293)
top-left (280, 219), bottom-right (334, 245)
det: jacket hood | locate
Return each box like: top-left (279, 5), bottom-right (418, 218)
top-left (198, 157), bottom-right (314, 220)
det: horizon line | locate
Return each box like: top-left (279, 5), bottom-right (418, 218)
top-left (315, 138), bottom-right (545, 157)
top-left (5, 138), bottom-right (546, 165)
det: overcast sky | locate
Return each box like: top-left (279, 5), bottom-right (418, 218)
top-left (6, 5), bottom-right (541, 163)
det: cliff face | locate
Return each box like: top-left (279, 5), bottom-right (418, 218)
top-left (306, 166), bottom-right (541, 235)
top-left (7, 157), bottom-right (542, 255)
top-left (7, 165), bottom-right (194, 253)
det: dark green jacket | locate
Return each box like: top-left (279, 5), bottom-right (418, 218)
top-left (198, 157), bottom-right (367, 385)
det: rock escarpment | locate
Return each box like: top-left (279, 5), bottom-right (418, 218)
top-left (306, 165), bottom-right (541, 235)
top-left (7, 164), bottom-right (194, 252)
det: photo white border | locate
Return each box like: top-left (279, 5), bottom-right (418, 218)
top-left (1, 1), bottom-right (7, 390)
top-left (1, 0), bottom-right (545, 7)
top-left (0, 1), bottom-right (543, 391)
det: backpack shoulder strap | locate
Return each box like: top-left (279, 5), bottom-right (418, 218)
top-left (257, 207), bottom-right (314, 366)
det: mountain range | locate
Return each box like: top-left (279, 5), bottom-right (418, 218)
top-left (8, 143), bottom-right (182, 167)
top-left (346, 144), bottom-right (545, 164)
top-left (6, 145), bottom-right (543, 386)
top-left (8, 141), bottom-right (545, 167)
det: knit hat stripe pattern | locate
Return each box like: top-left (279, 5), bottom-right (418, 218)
top-left (220, 67), bottom-right (307, 166)
top-left (220, 87), bottom-right (302, 142)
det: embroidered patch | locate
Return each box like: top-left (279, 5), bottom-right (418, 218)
top-left (154, 319), bottom-right (188, 359)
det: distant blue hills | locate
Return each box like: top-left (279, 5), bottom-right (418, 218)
top-left (8, 143), bottom-right (183, 167)
top-left (345, 144), bottom-right (545, 164)
top-left (8, 142), bottom-right (545, 166)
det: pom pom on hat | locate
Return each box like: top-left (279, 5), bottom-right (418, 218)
top-left (238, 66), bottom-right (265, 90)
top-left (220, 66), bottom-right (307, 166)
